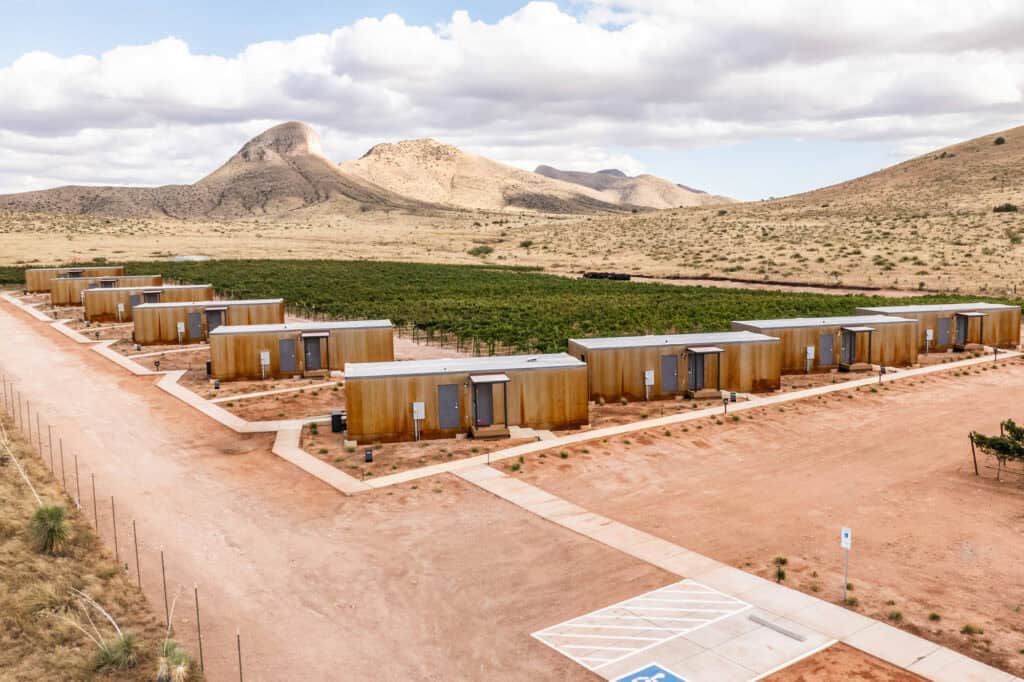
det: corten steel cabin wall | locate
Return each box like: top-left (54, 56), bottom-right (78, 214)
top-left (82, 285), bottom-right (214, 322)
top-left (25, 266), bottom-right (125, 293)
top-left (855, 306), bottom-right (1021, 352)
top-left (567, 338), bottom-right (782, 400)
top-left (731, 320), bottom-right (919, 373)
top-left (345, 365), bottom-right (589, 443)
top-left (50, 275), bottom-right (163, 306)
top-left (209, 325), bottom-right (395, 380)
top-left (133, 300), bottom-right (286, 345)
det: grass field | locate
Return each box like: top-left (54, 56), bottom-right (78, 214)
top-left (4, 260), bottom-right (1019, 353)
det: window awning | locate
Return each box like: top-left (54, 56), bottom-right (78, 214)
top-left (300, 331), bottom-right (329, 338)
top-left (470, 373), bottom-right (511, 384)
top-left (841, 326), bottom-right (876, 333)
top-left (955, 312), bottom-right (987, 318)
top-left (204, 306), bottom-right (228, 312)
top-left (687, 346), bottom-right (724, 354)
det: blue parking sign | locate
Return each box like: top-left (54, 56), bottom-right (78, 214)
top-left (615, 663), bottom-right (687, 682)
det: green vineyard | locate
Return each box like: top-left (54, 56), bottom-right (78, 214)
top-left (3, 260), bottom-right (1014, 353)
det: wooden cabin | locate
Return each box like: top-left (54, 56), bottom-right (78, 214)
top-left (567, 331), bottom-right (782, 401)
top-left (208, 320), bottom-right (394, 381)
top-left (855, 303), bottom-right (1021, 352)
top-left (731, 315), bottom-right (919, 372)
top-left (51, 274), bottom-right (163, 306)
top-left (344, 353), bottom-right (588, 443)
top-left (82, 284), bottom-right (214, 323)
top-left (133, 299), bottom-right (285, 345)
top-left (25, 266), bottom-right (125, 293)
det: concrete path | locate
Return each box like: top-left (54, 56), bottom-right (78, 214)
top-left (210, 380), bottom-right (336, 404)
top-left (457, 465), bottom-right (1021, 682)
top-left (133, 345), bottom-right (209, 358)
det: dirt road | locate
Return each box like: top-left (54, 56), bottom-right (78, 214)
top-left (0, 301), bottom-right (673, 680)
top-left (519, 364), bottom-right (1024, 675)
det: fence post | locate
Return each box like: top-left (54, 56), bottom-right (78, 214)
top-left (35, 413), bottom-right (41, 458)
top-left (91, 474), bottom-right (98, 529)
top-left (194, 585), bottom-right (205, 672)
top-left (74, 455), bottom-right (82, 508)
top-left (48, 425), bottom-right (53, 467)
top-left (237, 629), bottom-right (244, 682)
top-left (111, 496), bottom-right (119, 564)
top-left (59, 439), bottom-right (67, 490)
top-left (161, 550), bottom-right (170, 629)
top-left (133, 519), bottom-right (141, 588)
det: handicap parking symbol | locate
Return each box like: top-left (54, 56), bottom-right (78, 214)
top-left (615, 663), bottom-right (687, 682)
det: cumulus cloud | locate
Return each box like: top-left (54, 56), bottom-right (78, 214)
top-left (1, 0), bottom-right (1022, 194)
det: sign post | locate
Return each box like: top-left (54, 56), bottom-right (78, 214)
top-left (925, 328), bottom-right (933, 355)
top-left (805, 345), bottom-right (814, 374)
top-left (841, 527), bottom-right (852, 603)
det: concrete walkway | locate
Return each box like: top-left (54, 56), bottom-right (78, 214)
top-left (457, 465), bottom-right (1020, 682)
top-left (210, 380), bottom-right (336, 404)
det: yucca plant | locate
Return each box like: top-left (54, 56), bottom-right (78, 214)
top-left (28, 505), bottom-right (68, 555)
top-left (58, 589), bottom-right (137, 671)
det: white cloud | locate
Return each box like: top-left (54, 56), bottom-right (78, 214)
top-left (0, 0), bottom-right (1022, 194)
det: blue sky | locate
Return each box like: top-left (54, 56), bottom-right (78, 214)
top-left (0, 1), bottom-right (1019, 200)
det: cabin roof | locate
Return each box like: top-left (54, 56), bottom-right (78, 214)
top-left (133, 299), bottom-right (283, 310)
top-left (345, 353), bottom-right (584, 379)
top-left (569, 331), bottom-right (779, 350)
top-left (209, 320), bottom-right (392, 336)
top-left (733, 315), bottom-right (917, 330)
top-left (81, 284), bottom-right (212, 294)
top-left (855, 302), bottom-right (1020, 314)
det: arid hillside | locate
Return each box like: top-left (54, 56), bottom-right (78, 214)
top-left (339, 139), bottom-right (630, 213)
top-left (535, 165), bottom-right (734, 209)
top-left (0, 122), bottom-right (431, 219)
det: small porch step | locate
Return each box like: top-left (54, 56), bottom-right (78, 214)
top-left (471, 424), bottom-right (510, 439)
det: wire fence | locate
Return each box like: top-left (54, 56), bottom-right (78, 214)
top-left (0, 369), bottom-right (245, 682)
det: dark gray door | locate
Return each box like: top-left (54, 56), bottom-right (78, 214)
top-left (144, 291), bottom-right (160, 303)
top-left (955, 316), bottom-right (968, 345)
top-left (205, 309), bottom-right (224, 333)
top-left (303, 337), bottom-right (322, 371)
top-left (100, 280), bottom-right (114, 288)
top-left (187, 312), bottom-right (202, 339)
top-left (841, 331), bottom-right (857, 365)
top-left (129, 294), bottom-right (141, 309)
top-left (818, 333), bottom-right (834, 366)
top-left (438, 384), bottom-right (460, 429)
top-left (474, 383), bottom-right (493, 427)
top-left (279, 339), bottom-right (296, 373)
top-left (937, 318), bottom-right (950, 347)
top-left (660, 354), bottom-right (678, 393)
top-left (687, 353), bottom-right (704, 390)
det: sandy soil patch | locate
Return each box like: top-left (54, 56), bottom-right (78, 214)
top-left (223, 383), bottom-right (344, 421)
top-left (516, 359), bottom-right (1024, 676)
top-left (767, 643), bottom-right (924, 681)
top-left (301, 425), bottom-right (535, 477)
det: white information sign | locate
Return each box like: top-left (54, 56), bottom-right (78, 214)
top-left (841, 527), bottom-right (852, 550)
top-left (926, 328), bottom-right (934, 341)
top-left (806, 346), bottom-right (815, 360)
top-left (176, 321), bottom-right (185, 334)
top-left (643, 369), bottom-right (655, 387)
top-left (412, 401), bottom-right (426, 420)
top-left (259, 351), bottom-right (271, 366)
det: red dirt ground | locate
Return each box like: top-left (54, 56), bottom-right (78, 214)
top-left (0, 300), bottom-right (675, 681)
top-left (520, 359), bottom-right (1024, 676)
top-left (766, 643), bottom-right (924, 681)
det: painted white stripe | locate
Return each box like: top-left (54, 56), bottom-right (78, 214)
top-left (540, 633), bottom-right (664, 641)
top-left (560, 645), bottom-right (636, 652)
top-left (548, 623), bottom-right (689, 631)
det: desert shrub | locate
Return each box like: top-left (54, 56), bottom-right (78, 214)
top-left (929, 612), bottom-right (941, 621)
top-left (28, 505), bottom-right (69, 555)
top-left (993, 203), bottom-right (1018, 213)
top-left (156, 639), bottom-right (191, 681)
top-left (888, 610), bottom-right (903, 622)
top-left (960, 623), bottom-right (983, 635)
top-left (518, 240), bottom-right (534, 248)
top-left (994, 136), bottom-right (1006, 145)
top-left (467, 245), bottom-right (494, 257)
top-left (95, 632), bottom-right (137, 671)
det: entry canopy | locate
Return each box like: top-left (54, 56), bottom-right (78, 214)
top-left (956, 312), bottom-right (987, 318)
top-left (300, 331), bottom-right (330, 338)
top-left (687, 346), bottom-right (724, 354)
top-left (841, 326), bottom-right (876, 333)
top-left (470, 373), bottom-right (511, 384)
top-left (204, 306), bottom-right (228, 312)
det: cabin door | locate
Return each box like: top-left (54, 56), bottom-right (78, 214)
top-left (143, 291), bottom-right (160, 304)
top-left (187, 313), bottom-right (203, 339)
top-left (205, 309), bottom-right (224, 333)
top-left (303, 337), bottom-right (323, 371)
top-left (687, 353), bottom-right (705, 391)
top-left (660, 354), bottom-right (679, 393)
top-left (937, 318), bottom-right (950, 347)
top-left (473, 383), bottom-right (494, 427)
top-left (955, 316), bottom-right (969, 346)
top-left (818, 333), bottom-right (834, 366)
top-left (438, 384), bottom-right (460, 429)
top-left (279, 339), bottom-right (297, 373)
top-left (129, 294), bottom-right (142, 309)
top-left (841, 330), bottom-right (857, 365)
